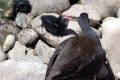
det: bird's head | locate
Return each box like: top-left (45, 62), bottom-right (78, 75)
top-left (8, 0), bottom-right (31, 21)
top-left (62, 16), bottom-right (72, 21)
top-left (78, 13), bottom-right (90, 27)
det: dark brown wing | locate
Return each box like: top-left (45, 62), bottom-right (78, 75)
top-left (52, 37), bottom-right (105, 80)
top-left (45, 37), bottom-right (73, 78)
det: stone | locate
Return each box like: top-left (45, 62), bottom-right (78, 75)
top-left (102, 17), bottom-right (116, 23)
top-left (0, 45), bottom-right (6, 62)
top-left (35, 40), bottom-right (55, 62)
top-left (17, 28), bottom-right (38, 46)
top-left (116, 72), bottom-right (120, 79)
top-left (0, 19), bottom-right (20, 45)
top-left (101, 18), bottom-right (120, 78)
top-left (0, 56), bottom-right (47, 80)
top-left (26, 48), bottom-right (38, 56)
top-left (15, 0), bottom-right (71, 28)
top-left (15, 13), bottom-right (29, 28)
top-left (81, 0), bottom-right (120, 18)
top-left (34, 18), bottom-right (101, 47)
top-left (7, 41), bottom-right (27, 59)
top-left (3, 34), bottom-right (16, 52)
top-left (117, 8), bottom-right (120, 18)
top-left (31, 13), bottom-right (59, 28)
top-left (62, 4), bottom-right (101, 27)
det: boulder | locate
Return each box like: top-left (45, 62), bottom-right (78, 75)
top-left (7, 41), bottom-right (27, 59)
top-left (0, 19), bottom-right (20, 45)
top-left (35, 40), bottom-right (55, 62)
top-left (26, 48), bottom-right (38, 56)
top-left (81, 0), bottom-right (120, 18)
top-left (3, 34), bottom-right (16, 52)
top-left (32, 13), bottom-right (101, 47)
top-left (62, 4), bottom-right (101, 27)
top-left (0, 56), bottom-right (47, 80)
top-left (17, 28), bottom-right (38, 46)
top-left (0, 45), bottom-right (6, 62)
top-left (101, 18), bottom-right (120, 79)
top-left (15, 0), bottom-right (71, 28)
top-left (117, 7), bottom-right (120, 18)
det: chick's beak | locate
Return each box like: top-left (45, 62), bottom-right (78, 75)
top-left (68, 17), bottom-right (72, 21)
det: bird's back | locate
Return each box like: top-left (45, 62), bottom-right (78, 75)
top-left (46, 36), bottom-right (105, 80)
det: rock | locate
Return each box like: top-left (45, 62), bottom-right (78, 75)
top-left (0, 19), bottom-right (20, 45)
top-left (116, 72), bottom-right (120, 79)
top-left (81, 0), bottom-right (120, 18)
top-left (0, 45), bottom-right (6, 62)
top-left (7, 41), bottom-right (27, 59)
top-left (0, 0), bottom-right (14, 10)
top-left (117, 8), bottom-right (120, 18)
top-left (3, 34), bottom-right (16, 52)
top-left (102, 17), bottom-right (116, 22)
top-left (101, 18), bottom-right (120, 78)
top-left (0, 56), bottom-right (47, 80)
top-left (35, 40), bottom-right (55, 62)
top-left (33, 14), bottom-right (101, 47)
top-left (17, 28), bottom-right (38, 46)
top-left (27, 48), bottom-right (38, 56)
top-left (62, 4), bottom-right (101, 27)
top-left (34, 20), bottom-right (79, 47)
top-left (31, 13), bottom-right (59, 28)
top-left (15, 0), bottom-right (71, 28)
top-left (15, 13), bottom-right (29, 28)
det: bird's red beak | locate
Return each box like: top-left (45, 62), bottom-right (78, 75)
top-left (62, 16), bottom-right (72, 21)
top-left (8, 13), bottom-right (13, 18)
top-left (67, 17), bottom-right (72, 21)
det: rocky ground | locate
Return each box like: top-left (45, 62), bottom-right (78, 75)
top-left (0, 0), bottom-right (120, 80)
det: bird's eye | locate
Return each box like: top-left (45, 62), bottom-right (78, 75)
top-left (16, 8), bottom-right (19, 10)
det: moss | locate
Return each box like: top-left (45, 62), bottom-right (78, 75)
top-left (0, 0), bottom-right (17, 19)
top-left (78, 0), bottom-right (82, 4)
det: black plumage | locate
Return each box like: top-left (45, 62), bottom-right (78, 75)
top-left (69, 0), bottom-right (80, 5)
top-left (8, 0), bottom-right (31, 20)
top-left (45, 13), bottom-right (106, 80)
top-left (41, 15), bottom-right (73, 36)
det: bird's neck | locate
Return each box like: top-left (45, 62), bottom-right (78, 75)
top-left (79, 20), bottom-right (101, 45)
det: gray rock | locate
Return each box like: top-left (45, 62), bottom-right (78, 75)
top-left (0, 0), bottom-right (14, 10)
top-left (117, 8), bottom-right (120, 18)
top-left (101, 18), bottom-right (120, 78)
top-left (3, 34), bottom-right (16, 52)
top-left (102, 17), bottom-right (116, 23)
top-left (17, 28), bottom-right (38, 46)
top-left (27, 48), bottom-right (38, 56)
top-left (35, 40), bottom-right (55, 62)
top-left (0, 45), bottom-right (6, 62)
top-left (15, 13), bottom-right (29, 28)
top-left (31, 13), bottom-right (59, 28)
top-left (0, 19), bottom-right (20, 45)
top-left (0, 56), bottom-right (47, 80)
top-left (15, 0), bottom-right (71, 27)
top-left (62, 4), bottom-right (101, 27)
top-left (81, 0), bottom-right (120, 18)
top-left (116, 72), bottom-right (120, 79)
top-left (7, 41), bottom-right (27, 59)
top-left (34, 18), bottom-right (101, 47)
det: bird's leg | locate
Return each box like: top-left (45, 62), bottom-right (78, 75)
top-left (57, 36), bottom-right (59, 42)
top-left (41, 25), bottom-right (45, 35)
top-left (94, 75), bottom-right (96, 80)
top-left (54, 23), bottom-right (59, 27)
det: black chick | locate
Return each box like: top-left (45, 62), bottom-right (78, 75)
top-left (41, 15), bottom-right (72, 36)
top-left (8, 0), bottom-right (31, 21)
top-left (45, 13), bottom-right (106, 80)
top-left (69, 0), bottom-right (80, 5)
